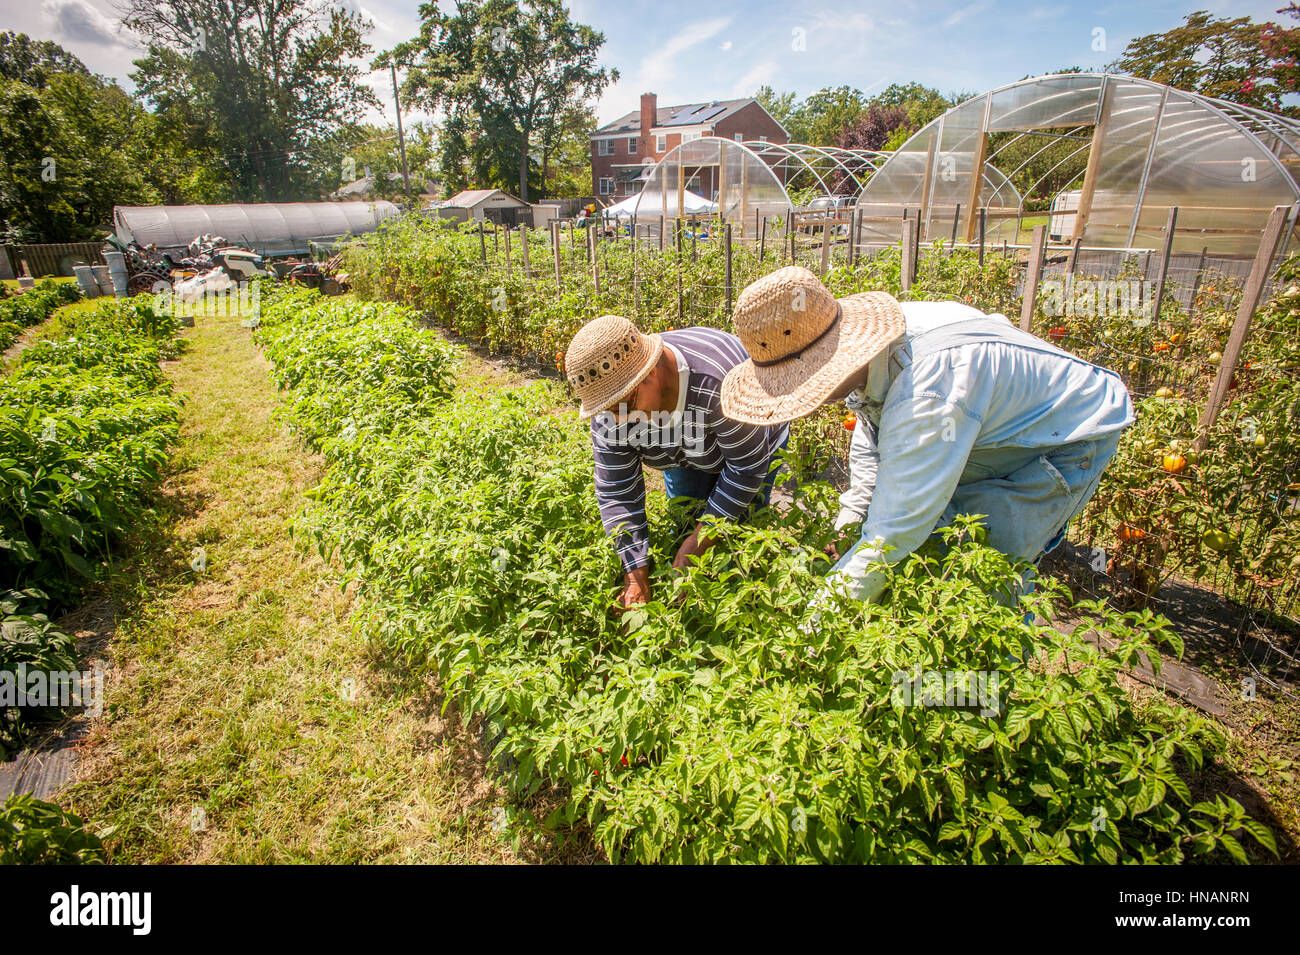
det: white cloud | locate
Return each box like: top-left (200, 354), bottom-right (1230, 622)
top-left (636, 16), bottom-right (734, 91)
top-left (942, 1), bottom-right (991, 30)
top-left (720, 40), bottom-right (733, 51)
top-left (731, 59), bottom-right (779, 99)
top-left (41, 0), bottom-right (120, 47)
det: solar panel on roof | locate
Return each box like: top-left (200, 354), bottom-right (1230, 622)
top-left (662, 105), bottom-right (727, 127)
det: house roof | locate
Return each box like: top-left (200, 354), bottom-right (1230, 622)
top-left (594, 98), bottom-right (757, 136)
top-left (443, 188), bottom-right (527, 208)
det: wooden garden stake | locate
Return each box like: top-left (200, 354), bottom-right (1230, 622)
top-left (1195, 205), bottom-right (1289, 449)
top-left (1020, 224), bottom-right (1047, 332)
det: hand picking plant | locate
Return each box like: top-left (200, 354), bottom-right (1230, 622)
top-left (258, 289), bottom-right (1276, 864)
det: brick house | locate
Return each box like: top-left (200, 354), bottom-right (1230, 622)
top-left (590, 93), bottom-right (789, 201)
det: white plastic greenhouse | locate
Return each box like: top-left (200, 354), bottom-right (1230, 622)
top-left (112, 201), bottom-right (400, 255)
top-left (854, 73), bottom-right (1300, 258)
top-left (632, 137), bottom-right (793, 241)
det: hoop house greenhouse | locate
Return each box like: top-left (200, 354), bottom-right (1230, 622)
top-left (113, 201), bottom-right (400, 255)
top-left (743, 141), bottom-right (890, 199)
top-left (632, 137), bottom-right (792, 241)
top-left (854, 73), bottom-right (1300, 258)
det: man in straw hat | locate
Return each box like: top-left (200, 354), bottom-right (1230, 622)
top-left (566, 315), bottom-right (790, 608)
top-left (719, 265), bottom-right (1134, 605)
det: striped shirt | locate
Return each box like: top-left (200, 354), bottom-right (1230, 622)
top-left (591, 327), bottom-right (790, 572)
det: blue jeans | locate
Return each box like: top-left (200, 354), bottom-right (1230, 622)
top-left (662, 434), bottom-right (789, 518)
top-left (831, 431), bottom-right (1122, 612)
top-left (933, 432), bottom-right (1123, 566)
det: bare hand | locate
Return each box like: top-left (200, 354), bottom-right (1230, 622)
top-left (672, 522), bottom-right (715, 573)
top-left (619, 567), bottom-right (651, 608)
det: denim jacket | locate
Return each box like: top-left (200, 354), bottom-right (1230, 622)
top-left (828, 300), bottom-right (1134, 602)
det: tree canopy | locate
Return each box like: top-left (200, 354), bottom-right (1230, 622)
top-left (123, 0), bottom-right (379, 201)
top-left (390, 0), bottom-right (614, 201)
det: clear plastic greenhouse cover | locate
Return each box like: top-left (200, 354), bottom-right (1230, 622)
top-left (855, 73), bottom-right (1300, 258)
top-left (113, 201), bottom-right (400, 254)
top-left (633, 137), bottom-right (792, 239)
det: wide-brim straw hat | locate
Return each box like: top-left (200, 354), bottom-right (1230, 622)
top-left (720, 266), bottom-right (905, 424)
top-left (566, 315), bottom-right (664, 419)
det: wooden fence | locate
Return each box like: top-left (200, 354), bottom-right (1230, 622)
top-left (3, 242), bottom-right (105, 278)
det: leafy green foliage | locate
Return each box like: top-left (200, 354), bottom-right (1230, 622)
top-left (260, 288), bottom-right (1274, 864)
top-left (0, 279), bottom-right (81, 344)
top-left (0, 296), bottom-right (182, 610)
top-left (0, 793), bottom-right (106, 864)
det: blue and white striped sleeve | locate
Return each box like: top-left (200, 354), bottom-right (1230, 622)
top-left (591, 424), bottom-right (650, 572)
top-left (701, 400), bottom-right (783, 523)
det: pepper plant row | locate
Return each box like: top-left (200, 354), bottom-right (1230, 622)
top-left (1, 296), bottom-right (184, 756)
top-left (256, 285), bottom-right (1275, 863)
top-left (0, 279), bottom-right (83, 352)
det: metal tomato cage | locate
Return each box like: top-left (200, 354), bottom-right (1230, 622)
top-left (855, 72), bottom-right (1300, 260)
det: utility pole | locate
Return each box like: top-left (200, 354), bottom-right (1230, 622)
top-left (391, 63), bottom-right (411, 198)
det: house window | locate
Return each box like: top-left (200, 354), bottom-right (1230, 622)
top-left (759, 135), bottom-right (768, 143)
top-left (734, 132), bottom-right (744, 142)
top-left (598, 139), bottom-right (615, 156)
top-left (628, 137), bottom-right (637, 155)
top-left (681, 131), bottom-right (700, 143)
top-left (599, 177), bottom-right (613, 195)
top-left (656, 134), bottom-right (667, 153)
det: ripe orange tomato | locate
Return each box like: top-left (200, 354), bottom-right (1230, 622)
top-left (1163, 453), bottom-right (1186, 474)
top-left (1117, 524), bottom-right (1147, 542)
top-left (1049, 326), bottom-right (1067, 341)
top-left (843, 415), bottom-right (857, 431)
top-left (1153, 342), bottom-right (1171, 352)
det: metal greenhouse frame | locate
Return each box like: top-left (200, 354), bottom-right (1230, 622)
top-left (631, 137), bottom-right (793, 242)
top-left (854, 73), bottom-right (1300, 258)
top-left (741, 142), bottom-right (890, 198)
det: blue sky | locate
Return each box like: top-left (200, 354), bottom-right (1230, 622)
top-left (3, 0), bottom-right (1292, 125)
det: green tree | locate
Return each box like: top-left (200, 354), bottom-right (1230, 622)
top-left (0, 31), bottom-right (89, 89)
top-left (1111, 10), bottom-right (1280, 110)
top-left (390, 0), bottom-right (615, 202)
top-left (1262, 3), bottom-right (1300, 112)
top-left (753, 84), bottom-right (798, 131)
top-left (122, 0), bottom-right (379, 201)
top-left (538, 101), bottom-right (595, 199)
top-left (0, 78), bottom-right (76, 242)
top-left (786, 86), bottom-right (866, 145)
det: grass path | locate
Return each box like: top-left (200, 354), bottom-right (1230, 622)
top-left (62, 308), bottom-right (574, 863)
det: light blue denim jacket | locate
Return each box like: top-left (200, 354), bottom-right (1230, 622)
top-left (827, 300), bottom-right (1134, 602)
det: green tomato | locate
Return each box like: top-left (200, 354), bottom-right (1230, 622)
top-left (1202, 530), bottom-right (1233, 552)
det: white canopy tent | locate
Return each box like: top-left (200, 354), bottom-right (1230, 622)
top-left (602, 189), bottom-right (717, 220)
top-left (113, 201), bottom-right (400, 255)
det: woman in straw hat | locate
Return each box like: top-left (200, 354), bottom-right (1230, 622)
top-left (719, 266), bottom-right (1134, 606)
top-left (565, 315), bottom-right (790, 608)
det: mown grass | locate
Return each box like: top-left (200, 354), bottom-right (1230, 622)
top-left (62, 304), bottom-right (588, 863)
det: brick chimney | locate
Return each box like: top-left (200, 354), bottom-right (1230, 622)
top-left (639, 92), bottom-right (657, 155)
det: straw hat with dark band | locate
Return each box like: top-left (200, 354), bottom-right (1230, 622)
top-left (566, 315), bottom-right (664, 419)
top-left (720, 266), bottom-right (906, 425)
